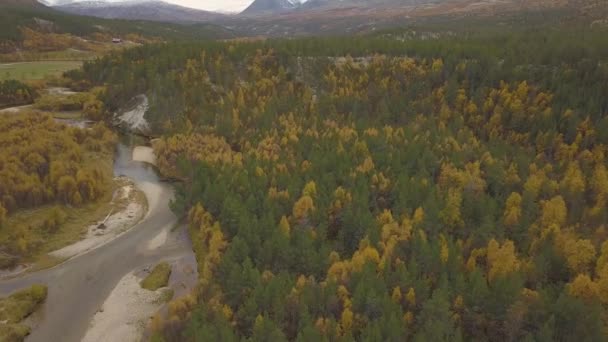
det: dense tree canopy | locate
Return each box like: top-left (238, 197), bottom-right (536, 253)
top-left (0, 113), bottom-right (116, 263)
top-left (0, 80), bottom-right (37, 108)
top-left (78, 24), bottom-right (608, 341)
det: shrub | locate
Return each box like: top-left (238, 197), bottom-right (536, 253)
top-left (0, 80), bottom-right (37, 108)
top-left (42, 207), bottom-right (67, 233)
top-left (0, 284), bottom-right (48, 324)
top-left (33, 93), bottom-right (90, 111)
top-left (141, 262), bottom-right (172, 291)
top-left (0, 203), bottom-right (6, 228)
top-left (0, 323), bottom-right (30, 342)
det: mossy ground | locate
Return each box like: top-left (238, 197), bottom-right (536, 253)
top-left (0, 323), bottom-right (30, 342)
top-left (141, 262), bottom-right (172, 291)
top-left (0, 284), bottom-right (48, 342)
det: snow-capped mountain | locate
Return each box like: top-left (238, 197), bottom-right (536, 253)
top-left (38, 0), bottom-right (70, 5)
top-left (242, 0), bottom-right (311, 15)
top-left (51, 0), bottom-right (224, 23)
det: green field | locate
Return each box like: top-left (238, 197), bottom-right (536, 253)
top-left (0, 61), bottom-right (82, 81)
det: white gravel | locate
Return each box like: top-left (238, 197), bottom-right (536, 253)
top-left (46, 87), bottom-right (78, 96)
top-left (116, 95), bottom-right (150, 134)
top-left (82, 271), bottom-right (169, 342)
top-left (133, 146), bottom-right (157, 166)
top-left (147, 229), bottom-right (168, 250)
top-left (121, 185), bottom-right (133, 200)
top-left (0, 105), bottom-right (33, 114)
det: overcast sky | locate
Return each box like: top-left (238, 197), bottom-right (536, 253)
top-left (159, 0), bottom-right (253, 12)
top-left (49, 0), bottom-right (255, 12)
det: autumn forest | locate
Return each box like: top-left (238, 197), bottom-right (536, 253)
top-left (0, 113), bottom-right (116, 268)
top-left (57, 22), bottom-right (608, 341)
top-left (0, 1), bottom-right (607, 338)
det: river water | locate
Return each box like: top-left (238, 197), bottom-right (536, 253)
top-left (114, 141), bottom-right (160, 183)
top-left (0, 136), bottom-right (192, 342)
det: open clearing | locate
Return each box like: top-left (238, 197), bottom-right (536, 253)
top-left (0, 61), bottom-right (82, 81)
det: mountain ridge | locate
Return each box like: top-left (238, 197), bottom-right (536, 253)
top-left (0, 0), bottom-right (232, 53)
top-left (0, 0), bottom-right (46, 6)
top-left (54, 0), bottom-right (225, 22)
top-left (53, 0), bottom-right (226, 23)
top-left (241, 0), bottom-right (451, 16)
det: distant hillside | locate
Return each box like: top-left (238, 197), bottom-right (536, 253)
top-left (0, 0), bottom-right (232, 50)
top-left (241, 0), bottom-right (447, 15)
top-left (228, 0), bottom-right (608, 37)
top-left (0, 0), bottom-right (44, 6)
top-left (300, 0), bottom-right (447, 10)
top-left (54, 0), bottom-right (225, 23)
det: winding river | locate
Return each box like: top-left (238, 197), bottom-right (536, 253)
top-left (0, 141), bottom-right (188, 341)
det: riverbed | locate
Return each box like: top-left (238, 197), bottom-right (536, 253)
top-left (0, 140), bottom-right (193, 342)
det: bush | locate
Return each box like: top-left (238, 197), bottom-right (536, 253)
top-left (0, 323), bottom-right (30, 342)
top-left (0, 252), bottom-right (18, 269)
top-left (33, 93), bottom-right (89, 111)
top-left (0, 203), bottom-right (6, 228)
top-left (0, 284), bottom-right (48, 324)
top-left (141, 262), bottom-right (172, 291)
top-left (42, 207), bottom-right (67, 233)
top-left (83, 98), bottom-right (105, 120)
top-left (155, 288), bottom-right (174, 305)
top-left (0, 80), bottom-right (37, 108)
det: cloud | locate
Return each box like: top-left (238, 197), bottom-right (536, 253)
top-left (45, 0), bottom-right (255, 12)
top-left (163, 0), bottom-right (253, 12)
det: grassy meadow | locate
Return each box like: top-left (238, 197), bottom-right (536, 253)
top-left (0, 61), bottom-right (82, 81)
